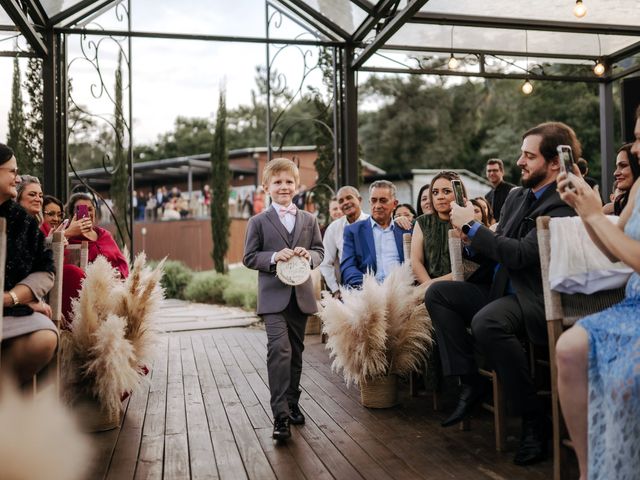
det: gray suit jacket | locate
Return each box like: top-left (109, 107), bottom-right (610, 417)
top-left (243, 207), bottom-right (324, 315)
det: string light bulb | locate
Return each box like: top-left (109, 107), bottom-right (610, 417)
top-left (593, 60), bottom-right (605, 76)
top-left (448, 54), bottom-right (459, 69)
top-left (573, 0), bottom-right (587, 18)
top-left (521, 79), bottom-right (534, 95)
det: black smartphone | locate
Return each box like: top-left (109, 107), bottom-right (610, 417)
top-left (557, 145), bottom-right (575, 174)
top-left (452, 179), bottom-right (465, 207)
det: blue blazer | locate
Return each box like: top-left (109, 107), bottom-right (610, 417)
top-left (340, 218), bottom-right (411, 288)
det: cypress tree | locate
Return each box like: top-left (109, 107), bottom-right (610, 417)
top-left (210, 90), bottom-right (230, 273)
top-left (23, 56), bottom-right (44, 178)
top-left (110, 51), bottom-right (129, 249)
top-left (7, 57), bottom-right (28, 166)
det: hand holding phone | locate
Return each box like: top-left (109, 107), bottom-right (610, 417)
top-left (452, 179), bottom-right (465, 207)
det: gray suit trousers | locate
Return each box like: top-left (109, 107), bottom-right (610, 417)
top-left (263, 291), bottom-right (307, 419)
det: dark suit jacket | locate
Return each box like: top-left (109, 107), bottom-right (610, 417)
top-left (243, 207), bottom-right (324, 315)
top-left (469, 182), bottom-right (575, 344)
top-left (485, 181), bottom-right (516, 223)
top-left (340, 218), bottom-right (411, 288)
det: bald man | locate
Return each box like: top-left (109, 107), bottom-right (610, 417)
top-left (319, 186), bottom-right (369, 298)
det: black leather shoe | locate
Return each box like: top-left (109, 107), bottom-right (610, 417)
top-left (513, 416), bottom-right (549, 465)
top-left (273, 416), bottom-right (291, 441)
top-left (441, 383), bottom-right (484, 427)
top-left (288, 403), bottom-right (305, 425)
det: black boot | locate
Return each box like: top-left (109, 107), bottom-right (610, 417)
top-left (272, 416), bottom-right (291, 441)
top-left (441, 376), bottom-right (485, 427)
top-left (288, 403), bottom-right (305, 425)
top-left (513, 414), bottom-right (549, 465)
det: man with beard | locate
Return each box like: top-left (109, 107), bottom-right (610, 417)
top-left (425, 122), bottom-right (578, 466)
top-left (319, 186), bottom-right (369, 299)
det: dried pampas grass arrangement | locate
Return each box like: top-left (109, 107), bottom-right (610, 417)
top-left (0, 378), bottom-right (92, 480)
top-left (62, 254), bottom-right (165, 420)
top-left (320, 263), bottom-right (433, 386)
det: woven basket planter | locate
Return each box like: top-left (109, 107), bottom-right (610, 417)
top-left (360, 374), bottom-right (398, 408)
top-left (73, 393), bottom-right (122, 432)
top-left (305, 314), bottom-right (322, 335)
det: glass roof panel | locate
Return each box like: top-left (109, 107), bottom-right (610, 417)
top-left (0, 5), bottom-right (13, 25)
top-left (296, 0), bottom-right (369, 34)
top-left (386, 23), bottom-right (638, 58)
top-left (41, 0), bottom-right (97, 18)
top-left (419, 0), bottom-right (640, 26)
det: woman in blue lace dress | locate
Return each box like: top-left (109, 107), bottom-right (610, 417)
top-left (555, 107), bottom-right (640, 480)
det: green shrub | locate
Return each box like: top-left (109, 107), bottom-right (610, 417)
top-left (160, 260), bottom-right (193, 299)
top-left (184, 272), bottom-right (230, 304)
top-left (223, 283), bottom-right (257, 310)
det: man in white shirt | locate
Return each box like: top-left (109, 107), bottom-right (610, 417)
top-left (319, 186), bottom-right (369, 299)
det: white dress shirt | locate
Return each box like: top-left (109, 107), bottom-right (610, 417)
top-left (319, 211), bottom-right (370, 293)
top-left (269, 202), bottom-right (297, 264)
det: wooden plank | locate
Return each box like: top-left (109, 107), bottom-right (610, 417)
top-left (191, 335), bottom-right (248, 480)
top-left (255, 427), bottom-right (307, 480)
top-left (206, 335), bottom-right (276, 480)
top-left (135, 335), bottom-right (169, 480)
top-left (181, 336), bottom-right (219, 479)
top-left (163, 335), bottom-right (190, 479)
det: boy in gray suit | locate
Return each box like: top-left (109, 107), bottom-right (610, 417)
top-left (243, 158), bottom-right (324, 441)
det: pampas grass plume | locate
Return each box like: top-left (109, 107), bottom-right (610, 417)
top-left (0, 379), bottom-right (92, 480)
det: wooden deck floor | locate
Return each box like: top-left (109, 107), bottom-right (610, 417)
top-left (91, 327), bottom-right (554, 480)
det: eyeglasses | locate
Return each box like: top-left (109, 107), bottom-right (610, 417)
top-left (44, 211), bottom-right (64, 219)
top-left (0, 167), bottom-right (19, 178)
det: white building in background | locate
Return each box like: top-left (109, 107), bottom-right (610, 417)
top-left (359, 168), bottom-right (492, 212)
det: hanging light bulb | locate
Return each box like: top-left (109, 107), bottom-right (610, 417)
top-left (521, 79), bottom-right (534, 95)
top-left (448, 54), bottom-right (459, 69)
top-left (593, 60), bottom-right (606, 76)
top-left (573, 0), bottom-right (587, 18)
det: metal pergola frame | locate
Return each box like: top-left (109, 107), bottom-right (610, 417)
top-left (1, 0), bottom-right (639, 209)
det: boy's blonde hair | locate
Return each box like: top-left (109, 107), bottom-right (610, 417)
top-left (262, 157), bottom-right (300, 187)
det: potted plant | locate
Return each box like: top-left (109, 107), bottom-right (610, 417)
top-left (320, 264), bottom-right (433, 408)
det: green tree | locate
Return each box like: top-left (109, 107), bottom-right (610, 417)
top-left (7, 58), bottom-right (28, 168)
top-left (110, 51), bottom-right (129, 249)
top-left (23, 56), bottom-right (43, 178)
top-left (210, 90), bottom-right (230, 273)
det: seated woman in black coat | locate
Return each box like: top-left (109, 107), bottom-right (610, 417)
top-left (0, 143), bottom-right (57, 385)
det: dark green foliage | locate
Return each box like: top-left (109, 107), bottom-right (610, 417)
top-left (184, 271), bottom-right (231, 304)
top-left (110, 51), bottom-right (129, 248)
top-left (7, 58), bottom-right (28, 168)
top-left (160, 260), bottom-right (193, 299)
top-left (23, 56), bottom-right (43, 178)
top-left (210, 90), bottom-right (230, 273)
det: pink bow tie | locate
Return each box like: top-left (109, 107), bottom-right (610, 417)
top-left (278, 204), bottom-right (297, 218)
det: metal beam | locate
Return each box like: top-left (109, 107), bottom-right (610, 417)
top-left (609, 62), bottom-right (640, 82)
top-left (352, 0), bottom-right (398, 43)
top-left (412, 12), bottom-right (640, 37)
top-left (49, 0), bottom-right (104, 26)
top-left (380, 44), bottom-right (598, 62)
top-left (55, 27), bottom-right (342, 47)
top-left (0, 50), bottom-right (38, 57)
top-left (599, 82), bottom-right (615, 200)
top-left (0, 0), bottom-right (47, 56)
top-left (359, 66), bottom-right (601, 83)
top-left (278, 0), bottom-right (351, 40)
top-left (42, 28), bottom-right (59, 197)
top-left (608, 40), bottom-right (640, 64)
top-left (23, 0), bottom-right (47, 27)
top-left (342, 46), bottom-right (359, 187)
top-left (352, 0), bottom-right (428, 70)
top-left (58, 0), bottom-right (118, 29)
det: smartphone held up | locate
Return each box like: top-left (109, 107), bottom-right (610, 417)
top-left (557, 144), bottom-right (576, 192)
top-left (452, 179), bottom-right (465, 207)
top-left (76, 204), bottom-right (89, 220)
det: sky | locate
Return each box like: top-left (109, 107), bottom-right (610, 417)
top-left (0, 0), bottom-right (333, 147)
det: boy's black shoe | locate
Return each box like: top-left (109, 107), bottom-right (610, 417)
top-left (273, 416), bottom-right (291, 441)
top-left (288, 403), bottom-right (305, 425)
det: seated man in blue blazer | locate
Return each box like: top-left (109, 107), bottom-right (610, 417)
top-left (341, 180), bottom-right (412, 287)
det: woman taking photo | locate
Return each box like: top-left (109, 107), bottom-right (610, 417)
top-left (65, 192), bottom-right (129, 279)
top-left (0, 144), bottom-right (57, 385)
top-left (411, 171), bottom-right (467, 288)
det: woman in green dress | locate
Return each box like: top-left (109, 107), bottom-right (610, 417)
top-left (411, 171), bottom-right (468, 288)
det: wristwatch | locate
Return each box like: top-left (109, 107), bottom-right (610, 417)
top-left (461, 220), bottom-right (477, 235)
